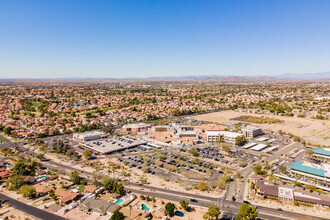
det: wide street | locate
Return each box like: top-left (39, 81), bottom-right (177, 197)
top-left (0, 135), bottom-right (327, 220)
top-left (42, 152), bottom-right (325, 220)
top-left (226, 142), bottom-right (302, 202)
top-left (0, 193), bottom-right (65, 220)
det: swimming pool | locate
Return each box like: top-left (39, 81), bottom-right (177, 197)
top-left (115, 199), bottom-right (124, 205)
top-left (141, 204), bottom-right (150, 211)
top-left (174, 211), bottom-right (187, 217)
top-left (37, 175), bottom-right (47, 180)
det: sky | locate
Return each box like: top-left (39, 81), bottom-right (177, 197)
top-left (0, 0), bottom-right (330, 79)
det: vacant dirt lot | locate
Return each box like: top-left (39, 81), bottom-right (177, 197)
top-left (189, 110), bottom-right (330, 146)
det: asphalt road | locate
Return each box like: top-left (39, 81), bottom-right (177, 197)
top-left (41, 142), bottom-right (326, 220)
top-left (2, 136), bottom-right (326, 220)
top-left (226, 142), bottom-right (302, 202)
top-left (0, 193), bottom-right (66, 220)
top-left (127, 188), bottom-right (325, 220)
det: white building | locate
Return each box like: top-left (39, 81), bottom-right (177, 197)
top-left (80, 136), bottom-right (146, 155)
top-left (73, 131), bottom-right (104, 142)
top-left (206, 131), bottom-right (243, 145)
top-left (242, 126), bottom-right (263, 138)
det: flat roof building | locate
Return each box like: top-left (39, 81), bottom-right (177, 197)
top-left (121, 123), bottom-right (151, 135)
top-left (242, 126), bottom-right (263, 138)
top-left (312, 147), bottom-right (330, 161)
top-left (206, 131), bottom-right (243, 145)
top-left (256, 179), bottom-right (330, 207)
top-left (288, 161), bottom-right (330, 185)
top-left (243, 142), bottom-right (257, 149)
top-left (73, 131), bottom-right (104, 142)
top-left (267, 145), bottom-right (279, 151)
top-left (256, 137), bottom-right (268, 142)
top-left (251, 144), bottom-right (268, 151)
top-left (80, 136), bottom-right (147, 155)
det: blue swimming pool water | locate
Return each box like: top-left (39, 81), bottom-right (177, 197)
top-left (37, 175), bottom-right (47, 180)
top-left (141, 204), bottom-right (150, 211)
top-left (115, 199), bottom-right (124, 205)
top-left (174, 211), bottom-right (187, 217)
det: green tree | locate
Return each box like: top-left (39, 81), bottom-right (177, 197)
top-left (5, 175), bottom-right (24, 190)
top-left (235, 203), bottom-right (258, 220)
top-left (3, 127), bottom-right (13, 135)
top-left (305, 149), bottom-right (314, 156)
top-left (1, 148), bottom-right (13, 156)
top-left (203, 213), bottom-right (210, 220)
top-left (197, 181), bottom-right (208, 191)
top-left (102, 124), bottom-right (115, 135)
top-left (102, 177), bottom-right (125, 195)
top-left (110, 210), bottom-right (125, 220)
top-left (222, 144), bottom-right (231, 153)
top-left (18, 185), bottom-right (36, 198)
top-left (180, 199), bottom-right (189, 211)
top-left (165, 202), bottom-right (176, 217)
top-left (278, 165), bottom-right (287, 174)
top-left (85, 112), bottom-right (92, 118)
top-left (293, 136), bottom-right (300, 142)
top-left (206, 205), bottom-right (220, 219)
top-left (253, 164), bottom-right (266, 175)
top-left (294, 181), bottom-right (302, 187)
top-left (235, 135), bottom-right (246, 146)
top-left (36, 153), bottom-right (44, 160)
top-left (69, 171), bottom-right (86, 185)
top-left (83, 150), bottom-right (91, 158)
top-left (189, 150), bottom-right (199, 157)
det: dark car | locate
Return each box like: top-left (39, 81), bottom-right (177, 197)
top-left (190, 199), bottom-right (198, 203)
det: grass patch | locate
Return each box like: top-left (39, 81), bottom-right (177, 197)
top-left (0, 137), bottom-right (6, 143)
top-left (269, 175), bottom-right (281, 181)
top-left (230, 115), bottom-right (282, 124)
top-left (265, 196), bottom-right (281, 203)
top-left (78, 107), bottom-right (115, 116)
top-left (32, 102), bottom-right (41, 108)
top-left (298, 202), bottom-right (314, 207)
top-left (78, 185), bottom-right (85, 193)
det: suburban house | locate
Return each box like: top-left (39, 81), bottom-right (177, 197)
top-left (79, 197), bottom-right (120, 215)
top-left (55, 188), bottom-right (79, 204)
top-left (84, 185), bottom-right (99, 194)
top-left (0, 169), bottom-right (12, 179)
top-left (34, 184), bottom-right (52, 196)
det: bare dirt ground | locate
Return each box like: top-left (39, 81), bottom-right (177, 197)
top-left (189, 110), bottom-right (330, 146)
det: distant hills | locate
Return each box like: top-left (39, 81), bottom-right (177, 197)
top-left (271, 72), bottom-right (330, 80)
top-left (0, 72), bottom-right (329, 82)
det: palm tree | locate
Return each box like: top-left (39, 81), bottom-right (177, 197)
top-left (127, 172), bottom-right (131, 186)
top-left (129, 205), bottom-right (132, 219)
top-left (112, 166), bottom-right (116, 180)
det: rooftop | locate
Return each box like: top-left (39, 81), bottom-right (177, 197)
top-left (313, 147), bottom-right (330, 156)
top-left (205, 131), bottom-right (243, 138)
top-left (251, 144), bottom-right (268, 151)
top-left (81, 136), bottom-right (146, 154)
top-left (289, 161), bottom-right (330, 177)
top-left (75, 131), bottom-right (104, 138)
top-left (122, 123), bottom-right (150, 129)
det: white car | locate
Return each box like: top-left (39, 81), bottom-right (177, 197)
top-left (70, 203), bottom-right (78, 209)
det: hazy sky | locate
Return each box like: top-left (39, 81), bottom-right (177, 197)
top-left (1, 0), bottom-right (330, 78)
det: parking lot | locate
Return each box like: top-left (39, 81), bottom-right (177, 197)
top-left (116, 146), bottom-right (226, 184)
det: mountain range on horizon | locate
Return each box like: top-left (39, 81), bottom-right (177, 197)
top-left (0, 72), bottom-right (329, 81)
